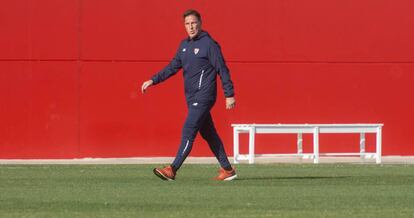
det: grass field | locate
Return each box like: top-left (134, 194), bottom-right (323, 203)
top-left (1, 164), bottom-right (414, 217)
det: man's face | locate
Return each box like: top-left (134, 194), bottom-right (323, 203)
top-left (184, 15), bottom-right (201, 39)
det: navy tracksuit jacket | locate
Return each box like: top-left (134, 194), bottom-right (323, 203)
top-left (151, 31), bottom-right (234, 171)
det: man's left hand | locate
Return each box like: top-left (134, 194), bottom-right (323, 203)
top-left (226, 97), bottom-right (236, 110)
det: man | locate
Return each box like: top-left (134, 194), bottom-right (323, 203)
top-left (141, 9), bottom-right (237, 181)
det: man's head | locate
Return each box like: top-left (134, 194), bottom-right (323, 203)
top-left (183, 9), bottom-right (202, 39)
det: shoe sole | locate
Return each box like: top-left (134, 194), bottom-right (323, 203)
top-left (153, 168), bottom-right (174, 181)
top-left (224, 174), bottom-right (238, 181)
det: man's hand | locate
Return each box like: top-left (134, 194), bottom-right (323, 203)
top-left (226, 97), bottom-right (236, 109)
top-left (141, 80), bottom-right (154, 94)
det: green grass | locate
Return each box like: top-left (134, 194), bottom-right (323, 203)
top-left (1, 164), bottom-right (414, 217)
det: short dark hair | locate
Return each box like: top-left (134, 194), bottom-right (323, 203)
top-left (183, 9), bottom-right (202, 23)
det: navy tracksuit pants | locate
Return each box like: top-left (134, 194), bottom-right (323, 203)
top-left (171, 101), bottom-right (232, 171)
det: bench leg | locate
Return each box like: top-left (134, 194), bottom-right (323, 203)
top-left (376, 126), bottom-right (382, 164)
top-left (360, 133), bottom-right (366, 159)
top-left (297, 133), bottom-right (303, 157)
top-left (233, 128), bottom-right (239, 164)
top-left (313, 127), bottom-right (319, 164)
top-left (248, 127), bottom-right (255, 164)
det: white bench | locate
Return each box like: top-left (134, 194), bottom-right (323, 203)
top-left (232, 124), bottom-right (383, 164)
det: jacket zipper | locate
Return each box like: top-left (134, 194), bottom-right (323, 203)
top-left (198, 70), bottom-right (204, 89)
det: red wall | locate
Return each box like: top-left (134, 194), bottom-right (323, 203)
top-left (1, 0), bottom-right (414, 158)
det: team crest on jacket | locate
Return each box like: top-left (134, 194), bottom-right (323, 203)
top-left (194, 48), bottom-right (200, 55)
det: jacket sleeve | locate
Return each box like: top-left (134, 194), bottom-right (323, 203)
top-left (151, 44), bottom-right (182, 85)
top-left (208, 41), bottom-right (235, 97)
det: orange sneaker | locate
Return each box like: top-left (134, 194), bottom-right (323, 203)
top-left (214, 167), bottom-right (237, 181)
top-left (153, 165), bottom-right (175, 181)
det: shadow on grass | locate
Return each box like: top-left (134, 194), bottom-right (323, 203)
top-left (236, 176), bottom-right (350, 181)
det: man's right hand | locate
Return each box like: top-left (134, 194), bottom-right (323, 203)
top-left (141, 80), bottom-right (154, 94)
top-left (226, 97), bottom-right (236, 110)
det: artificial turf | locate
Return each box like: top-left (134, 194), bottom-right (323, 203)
top-left (0, 164), bottom-right (413, 217)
